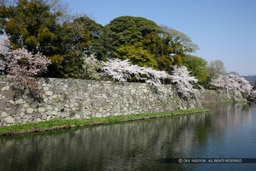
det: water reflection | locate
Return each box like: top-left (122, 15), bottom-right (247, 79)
top-left (0, 103), bottom-right (255, 171)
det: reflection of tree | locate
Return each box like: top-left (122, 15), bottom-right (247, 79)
top-left (0, 103), bottom-right (252, 171)
top-left (206, 103), bottom-right (251, 141)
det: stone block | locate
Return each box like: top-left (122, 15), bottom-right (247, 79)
top-left (15, 99), bottom-right (26, 104)
top-left (49, 111), bottom-right (58, 116)
top-left (46, 116), bottom-right (51, 121)
top-left (74, 114), bottom-right (81, 119)
top-left (1, 86), bottom-right (9, 91)
top-left (43, 87), bottom-right (49, 91)
top-left (60, 112), bottom-right (69, 118)
top-left (4, 116), bottom-right (14, 124)
top-left (1, 111), bottom-right (8, 118)
top-left (3, 90), bottom-right (15, 99)
top-left (26, 108), bottom-right (34, 114)
top-left (38, 107), bottom-right (46, 113)
top-left (36, 118), bottom-right (42, 122)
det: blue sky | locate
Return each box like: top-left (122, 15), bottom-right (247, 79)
top-left (63, 0), bottom-right (256, 75)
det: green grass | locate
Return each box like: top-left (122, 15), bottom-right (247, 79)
top-left (0, 108), bottom-right (210, 136)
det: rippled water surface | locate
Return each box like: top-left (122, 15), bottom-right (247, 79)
top-left (0, 103), bottom-right (256, 171)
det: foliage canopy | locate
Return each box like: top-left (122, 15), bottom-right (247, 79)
top-left (0, 0), bottom-right (233, 91)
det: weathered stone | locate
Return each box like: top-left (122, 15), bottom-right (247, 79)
top-left (5, 107), bottom-right (12, 111)
top-left (46, 106), bottom-right (53, 111)
top-left (52, 95), bottom-right (57, 99)
top-left (46, 116), bottom-right (51, 121)
top-left (36, 118), bottom-right (42, 122)
top-left (77, 93), bottom-right (85, 99)
top-left (49, 111), bottom-right (58, 116)
top-left (26, 108), bottom-right (34, 114)
top-left (74, 114), bottom-right (81, 119)
top-left (4, 90), bottom-right (15, 99)
top-left (45, 91), bottom-right (53, 96)
top-left (24, 115), bottom-right (32, 120)
top-left (60, 112), bottom-right (69, 118)
top-left (41, 114), bottom-right (47, 120)
top-left (1, 86), bottom-right (9, 91)
top-left (0, 94), bottom-right (5, 100)
top-left (16, 99), bottom-right (26, 104)
top-left (43, 87), bottom-right (49, 91)
top-left (4, 116), bottom-right (14, 124)
top-left (20, 112), bottom-right (25, 118)
top-left (38, 108), bottom-right (46, 112)
top-left (23, 104), bottom-right (29, 108)
top-left (9, 100), bottom-right (15, 104)
top-left (1, 111), bottom-right (8, 118)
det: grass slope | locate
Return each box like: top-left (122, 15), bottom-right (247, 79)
top-left (0, 108), bottom-right (210, 136)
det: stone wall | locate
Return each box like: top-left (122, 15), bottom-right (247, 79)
top-left (0, 76), bottom-right (201, 127)
top-left (195, 88), bottom-right (247, 104)
top-left (0, 76), bottom-right (246, 127)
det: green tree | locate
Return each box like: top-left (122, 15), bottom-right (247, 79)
top-left (161, 25), bottom-right (199, 53)
top-left (0, 0), bottom-right (61, 52)
top-left (105, 16), bottom-right (159, 56)
top-left (74, 16), bottom-right (109, 61)
top-left (207, 59), bottom-right (226, 79)
top-left (0, 0), bottom-right (64, 77)
top-left (105, 16), bottom-right (185, 72)
top-left (59, 18), bottom-right (91, 78)
top-left (182, 55), bottom-right (210, 86)
top-left (114, 43), bottom-right (158, 69)
top-left (142, 32), bottom-right (182, 72)
top-left (0, 0), bottom-right (92, 78)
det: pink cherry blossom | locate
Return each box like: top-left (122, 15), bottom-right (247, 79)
top-left (211, 73), bottom-right (252, 94)
top-left (170, 66), bottom-right (198, 97)
top-left (0, 35), bottom-right (51, 97)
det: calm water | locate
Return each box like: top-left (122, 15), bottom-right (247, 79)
top-left (0, 103), bottom-right (256, 171)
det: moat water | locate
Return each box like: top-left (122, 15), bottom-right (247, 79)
top-left (0, 103), bottom-right (256, 171)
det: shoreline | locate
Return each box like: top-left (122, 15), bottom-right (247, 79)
top-left (0, 108), bottom-right (210, 136)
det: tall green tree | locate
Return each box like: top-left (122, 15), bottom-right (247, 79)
top-left (0, 0), bottom-right (92, 78)
top-left (114, 43), bottom-right (158, 69)
top-left (105, 16), bottom-right (159, 56)
top-left (182, 55), bottom-right (210, 87)
top-left (74, 16), bottom-right (109, 61)
top-left (105, 16), bottom-right (186, 72)
top-left (142, 32), bottom-right (182, 72)
top-left (0, 0), bottom-right (64, 76)
top-left (0, 0), bottom-right (61, 53)
top-left (59, 18), bottom-right (91, 78)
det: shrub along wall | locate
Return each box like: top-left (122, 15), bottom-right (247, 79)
top-left (0, 76), bottom-right (246, 127)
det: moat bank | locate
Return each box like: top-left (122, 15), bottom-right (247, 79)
top-left (0, 76), bottom-right (247, 127)
top-left (0, 103), bottom-right (255, 171)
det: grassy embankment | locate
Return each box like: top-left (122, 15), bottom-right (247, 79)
top-left (0, 108), bottom-right (210, 136)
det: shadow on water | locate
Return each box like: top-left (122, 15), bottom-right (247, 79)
top-left (0, 103), bottom-right (256, 171)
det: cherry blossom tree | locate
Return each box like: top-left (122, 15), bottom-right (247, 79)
top-left (211, 73), bottom-right (252, 94)
top-left (102, 59), bottom-right (168, 89)
top-left (170, 66), bottom-right (198, 97)
top-left (102, 59), bottom-right (197, 97)
top-left (0, 35), bottom-right (51, 99)
top-left (82, 54), bottom-right (102, 80)
top-left (0, 35), bottom-right (9, 73)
